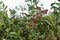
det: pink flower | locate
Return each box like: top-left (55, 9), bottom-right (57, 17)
top-left (33, 19), bottom-right (37, 23)
top-left (42, 9), bottom-right (48, 13)
top-left (33, 23), bottom-right (36, 26)
top-left (37, 13), bottom-right (42, 19)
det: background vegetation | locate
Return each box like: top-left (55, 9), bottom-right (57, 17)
top-left (0, 0), bottom-right (60, 40)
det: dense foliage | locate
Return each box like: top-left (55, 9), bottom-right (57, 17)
top-left (0, 0), bottom-right (60, 40)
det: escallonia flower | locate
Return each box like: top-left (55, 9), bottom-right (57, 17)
top-left (42, 9), bottom-right (48, 13)
top-left (29, 18), bottom-right (37, 23)
top-left (32, 19), bottom-right (37, 23)
top-left (37, 13), bottom-right (42, 19)
top-left (33, 23), bottom-right (37, 26)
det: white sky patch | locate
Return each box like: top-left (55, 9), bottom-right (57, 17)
top-left (1, 0), bottom-right (58, 17)
top-left (2, 0), bottom-right (26, 9)
top-left (2, 0), bottom-right (58, 10)
top-left (39, 0), bottom-right (58, 10)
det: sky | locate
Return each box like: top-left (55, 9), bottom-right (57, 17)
top-left (1, 0), bottom-right (58, 17)
top-left (2, 0), bottom-right (58, 10)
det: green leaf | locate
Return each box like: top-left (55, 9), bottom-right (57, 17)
top-left (0, 1), bottom-right (3, 4)
top-left (29, 5), bottom-right (35, 11)
top-left (0, 23), bottom-right (3, 28)
top-left (48, 13), bottom-right (55, 22)
top-left (6, 28), bottom-right (11, 32)
top-left (33, 0), bottom-right (36, 2)
top-left (10, 32), bottom-right (16, 35)
top-left (4, 6), bottom-right (7, 10)
top-left (9, 9), bottom-right (16, 15)
top-left (2, 3), bottom-right (5, 8)
top-left (57, 18), bottom-right (60, 26)
top-left (58, 0), bottom-right (60, 1)
top-left (25, 0), bottom-right (32, 2)
top-left (51, 3), bottom-right (59, 6)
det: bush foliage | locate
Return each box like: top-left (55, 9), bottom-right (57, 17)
top-left (0, 0), bottom-right (60, 40)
